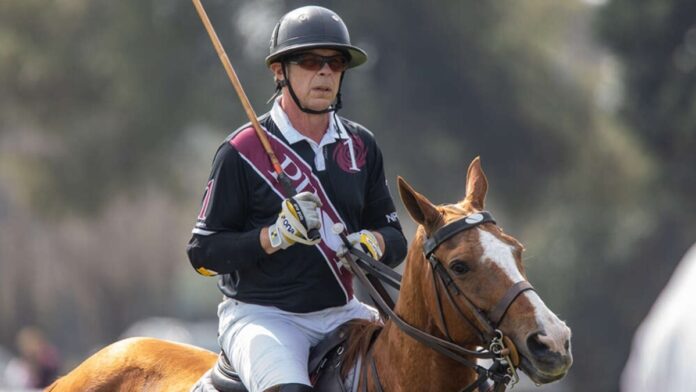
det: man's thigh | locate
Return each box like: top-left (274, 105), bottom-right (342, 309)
top-left (220, 314), bottom-right (313, 392)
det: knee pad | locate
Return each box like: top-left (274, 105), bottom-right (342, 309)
top-left (276, 383), bottom-right (313, 392)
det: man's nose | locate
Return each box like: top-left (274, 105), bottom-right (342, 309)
top-left (318, 62), bottom-right (333, 74)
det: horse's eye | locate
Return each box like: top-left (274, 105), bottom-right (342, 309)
top-left (449, 260), bottom-right (470, 275)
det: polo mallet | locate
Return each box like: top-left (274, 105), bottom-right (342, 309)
top-left (192, 0), bottom-right (319, 240)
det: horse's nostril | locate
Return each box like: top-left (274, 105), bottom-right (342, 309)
top-left (564, 338), bottom-right (570, 351)
top-left (527, 332), bottom-right (550, 358)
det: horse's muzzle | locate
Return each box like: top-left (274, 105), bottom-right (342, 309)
top-left (518, 329), bottom-right (573, 384)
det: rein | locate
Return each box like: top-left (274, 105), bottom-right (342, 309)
top-left (339, 211), bottom-right (535, 392)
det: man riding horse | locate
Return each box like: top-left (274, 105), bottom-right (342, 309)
top-left (186, 6), bottom-right (407, 392)
top-left (45, 6), bottom-right (573, 392)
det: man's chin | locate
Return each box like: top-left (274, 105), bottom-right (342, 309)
top-left (304, 102), bottom-right (333, 112)
top-left (305, 95), bottom-right (336, 109)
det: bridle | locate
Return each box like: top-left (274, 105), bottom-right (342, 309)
top-left (341, 210), bottom-right (535, 392)
top-left (422, 211), bottom-right (534, 391)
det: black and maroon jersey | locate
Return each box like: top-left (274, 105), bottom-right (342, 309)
top-left (186, 108), bottom-right (406, 313)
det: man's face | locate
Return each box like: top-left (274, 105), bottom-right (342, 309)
top-left (272, 48), bottom-right (348, 112)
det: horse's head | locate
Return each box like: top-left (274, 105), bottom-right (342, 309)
top-left (397, 157), bottom-right (572, 385)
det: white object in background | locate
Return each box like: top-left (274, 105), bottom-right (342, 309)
top-left (621, 243), bottom-right (696, 392)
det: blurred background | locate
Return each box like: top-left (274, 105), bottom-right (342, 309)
top-left (1, 0), bottom-right (695, 391)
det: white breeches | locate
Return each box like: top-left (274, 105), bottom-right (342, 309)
top-left (217, 298), bottom-right (379, 392)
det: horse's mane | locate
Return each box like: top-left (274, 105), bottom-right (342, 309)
top-left (340, 318), bottom-right (383, 379)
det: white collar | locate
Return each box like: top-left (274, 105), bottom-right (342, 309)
top-left (270, 98), bottom-right (346, 146)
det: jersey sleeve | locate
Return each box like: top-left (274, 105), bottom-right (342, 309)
top-left (361, 135), bottom-right (407, 267)
top-left (186, 143), bottom-right (266, 276)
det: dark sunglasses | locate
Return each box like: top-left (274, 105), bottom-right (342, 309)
top-left (286, 53), bottom-right (349, 72)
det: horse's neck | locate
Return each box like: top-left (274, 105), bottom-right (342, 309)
top-left (369, 324), bottom-right (478, 392)
top-left (367, 237), bottom-right (479, 391)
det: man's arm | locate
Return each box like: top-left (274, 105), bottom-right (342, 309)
top-left (361, 138), bottom-right (407, 267)
top-left (187, 144), bottom-right (324, 275)
top-left (186, 143), bottom-right (266, 276)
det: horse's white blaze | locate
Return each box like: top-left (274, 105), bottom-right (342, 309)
top-left (523, 291), bottom-right (569, 353)
top-left (478, 229), bottom-right (525, 282)
top-left (478, 229), bottom-right (569, 352)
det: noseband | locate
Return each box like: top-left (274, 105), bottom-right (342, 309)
top-left (342, 211), bottom-right (535, 392)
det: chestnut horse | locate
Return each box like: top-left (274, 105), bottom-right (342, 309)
top-left (47, 158), bottom-right (572, 391)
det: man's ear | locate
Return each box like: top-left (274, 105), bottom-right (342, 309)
top-left (270, 62), bottom-right (284, 82)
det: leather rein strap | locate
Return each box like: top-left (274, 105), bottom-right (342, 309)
top-left (344, 211), bottom-right (535, 392)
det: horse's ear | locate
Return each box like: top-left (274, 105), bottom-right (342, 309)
top-left (464, 157), bottom-right (488, 210)
top-left (398, 176), bottom-right (443, 234)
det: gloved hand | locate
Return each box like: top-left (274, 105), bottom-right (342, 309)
top-left (268, 192), bottom-right (323, 249)
top-left (337, 230), bottom-right (383, 260)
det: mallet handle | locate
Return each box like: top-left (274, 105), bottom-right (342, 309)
top-left (192, 0), bottom-right (284, 177)
top-left (192, 0), bottom-right (319, 240)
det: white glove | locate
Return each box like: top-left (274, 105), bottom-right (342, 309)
top-left (268, 192), bottom-right (323, 249)
top-left (338, 230), bottom-right (383, 260)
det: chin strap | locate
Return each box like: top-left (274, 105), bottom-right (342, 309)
top-left (269, 62), bottom-right (345, 114)
top-left (266, 79), bottom-right (287, 104)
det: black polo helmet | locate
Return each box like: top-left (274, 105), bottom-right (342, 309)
top-left (265, 6), bottom-right (367, 68)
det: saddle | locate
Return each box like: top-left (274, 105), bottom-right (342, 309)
top-left (192, 322), bottom-right (352, 392)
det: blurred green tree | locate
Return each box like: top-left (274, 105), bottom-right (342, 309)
top-left (0, 0), bottom-right (245, 214)
top-left (598, 0), bottom-right (696, 203)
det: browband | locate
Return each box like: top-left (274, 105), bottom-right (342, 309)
top-left (423, 211), bottom-right (496, 258)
